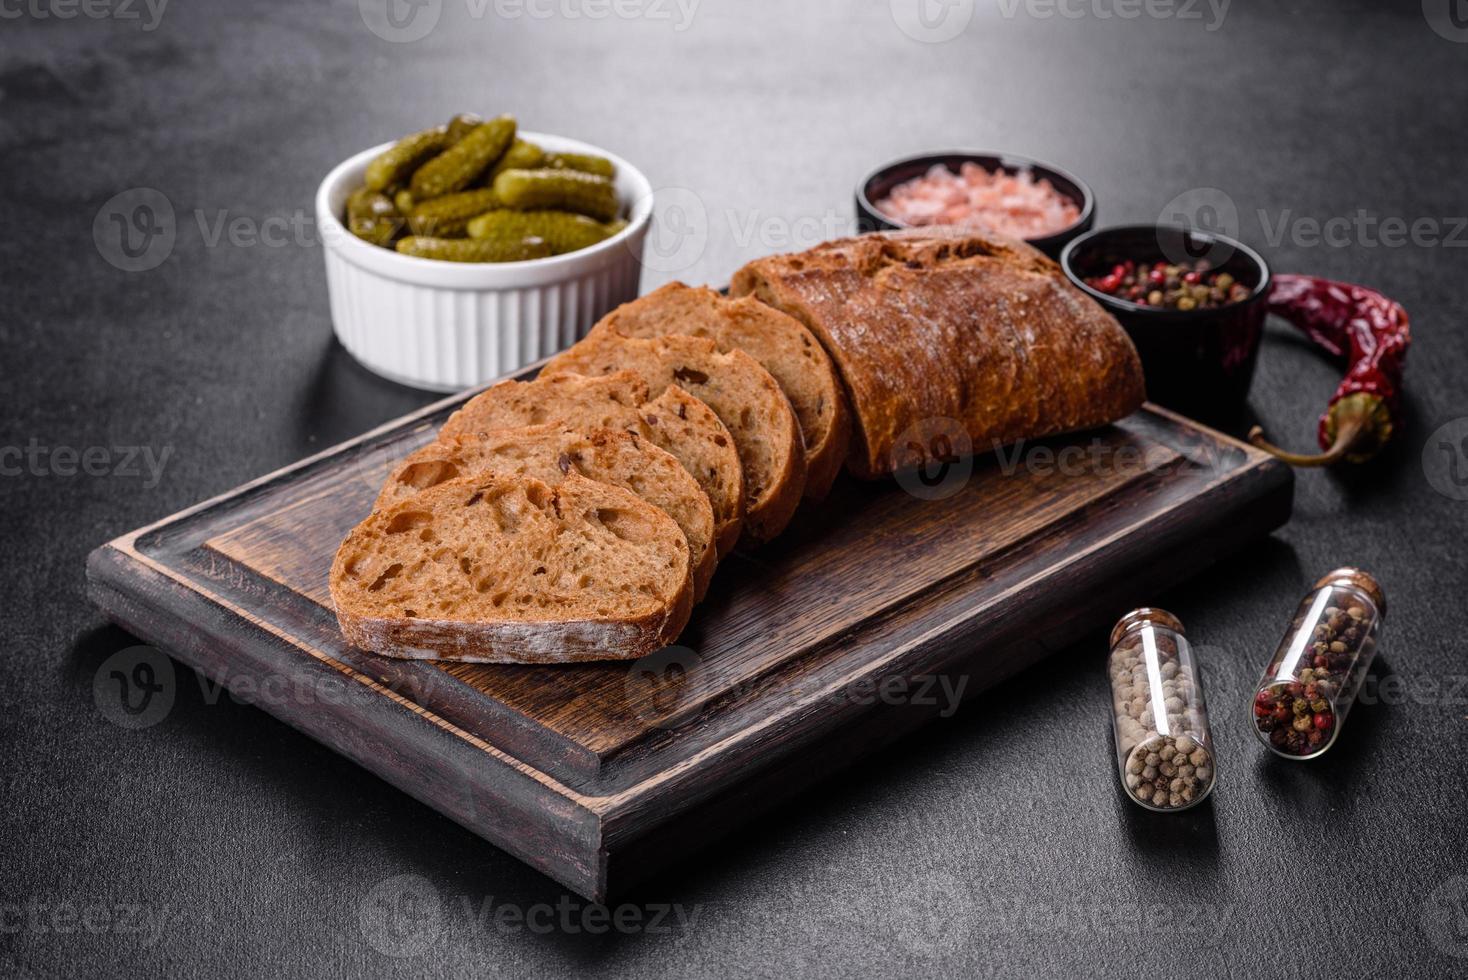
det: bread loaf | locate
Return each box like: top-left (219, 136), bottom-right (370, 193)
top-left (376, 424), bottom-right (718, 601)
top-left (331, 472), bottom-right (692, 664)
top-left (439, 371), bottom-right (744, 558)
top-left (541, 333), bottom-right (806, 544)
top-left (731, 228), bottom-right (1146, 478)
top-left (590, 282), bottom-right (850, 500)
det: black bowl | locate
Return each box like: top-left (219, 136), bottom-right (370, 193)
top-left (855, 150), bottom-right (1095, 259)
top-left (1060, 224), bottom-right (1273, 419)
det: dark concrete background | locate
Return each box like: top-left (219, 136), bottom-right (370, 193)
top-left (4, 0), bottom-right (1468, 976)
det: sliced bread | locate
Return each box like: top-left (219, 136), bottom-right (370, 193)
top-left (541, 334), bottom-right (807, 544)
top-left (376, 424), bottom-right (719, 601)
top-left (331, 471), bottom-right (692, 664)
top-left (438, 371), bottom-right (744, 558)
top-left (591, 282), bottom-right (850, 500)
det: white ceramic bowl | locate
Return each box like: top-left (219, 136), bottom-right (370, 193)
top-left (316, 131), bottom-right (652, 392)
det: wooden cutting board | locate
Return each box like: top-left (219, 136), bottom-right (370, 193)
top-left (86, 369), bottom-right (1292, 901)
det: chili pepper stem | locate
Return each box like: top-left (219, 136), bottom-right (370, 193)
top-left (1248, 408), bottom-right (1370, 468)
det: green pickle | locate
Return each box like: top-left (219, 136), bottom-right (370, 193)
top-left (346, 187), bottom-right (404, 247)
top-left (393, 189), bottom-right (415, 214)
top-left (406, 189), bottom-right (501, 237)
top-left (487, 139), bottom-right (545, 181)
top-left (545, 152), bottom-right (616, 179)
top-left (364, 127), bottom-right (448, 192)
top-left (445, 112), bottom-right (483, 145)
top-left (397, 235), bottom-right (551, 263)
top-left (467, 209), bottom-right (621, 255)
top-left (410, 115), bottom-right (516, 201)
top-left (492, 168), bottom-right (620, 223)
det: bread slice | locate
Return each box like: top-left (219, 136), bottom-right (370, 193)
top-left (541, 334), bottom-right (806, 544)
top-left (376, 424), bottom-right (718, 601)
top-left (590, 282), bottom-right (851, 500)
top-left (331, 472), bottom-right (692, 664)
top-left (439, 371), bottom-right (743, 558)
top-left (732, 228), bottom-right (1146, 478)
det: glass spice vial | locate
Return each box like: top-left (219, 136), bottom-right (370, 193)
top-left (1106, 609), bottom-right (1217, 812)
top-left (1251, 568), bottom-right (1385, 760)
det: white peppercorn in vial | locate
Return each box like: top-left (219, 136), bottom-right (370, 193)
top-left (1107, 608), bottom-right (1216, 812)
top-left (1250, 567), bottom-right (1385, 760)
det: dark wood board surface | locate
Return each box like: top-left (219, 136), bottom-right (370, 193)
top-left (86, 374), bottom-right (1292, 901)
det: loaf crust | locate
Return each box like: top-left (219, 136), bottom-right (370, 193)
top-left (375, 424), bottom-right (719, 601)
top-left (591, 282), bottom-right (851, 500)
top-left (331, 472), bottom-right (692, 664)
top-left (439, 371), bottom-right (744, 557)
top-left (731, 228), bottom-right (1146, 478)
top-left (541, 333), bottom-right (807, 544)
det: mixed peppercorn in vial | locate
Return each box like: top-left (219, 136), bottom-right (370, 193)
top-left (1251, 568), bottom-right (1385, 760)
top-left (1106, 609), bottom-right (1217, 812)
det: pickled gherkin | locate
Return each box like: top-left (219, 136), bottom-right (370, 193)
top-left (346, 187), bottom-right (404, 247)
top-left (407, 189), bottom-right (501, 238)
top-left (487, 139), bottom-right (545, 182)
top-left (410, 115), bottom-right (516, 201)
top-left (492, 168), bottom-right (620, 223)
top-left (467, 209), bottom-right (621, 255)
top-left (396, 235), bottom-right (551, 263)
top-left (445, 112), bottom-right (483, 145)
top-left (364, 127), bottom-right (448, 192)
top-left (393, 189), bottom-right (415, 215)
top-left (545, 151), bottom-right (616, 179)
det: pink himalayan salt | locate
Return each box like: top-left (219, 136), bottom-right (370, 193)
top-left (875, 162), bottom-right (1081, 241)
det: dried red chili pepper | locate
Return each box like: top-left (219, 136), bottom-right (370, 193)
top-left (1248, 274), bottom-right (1410, 466)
